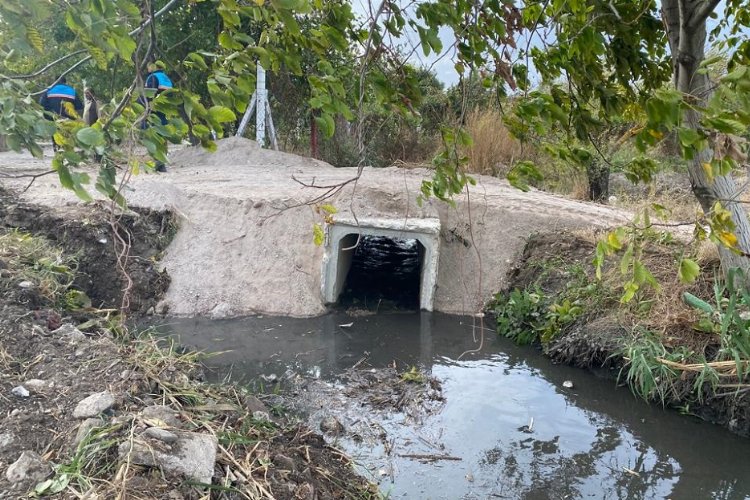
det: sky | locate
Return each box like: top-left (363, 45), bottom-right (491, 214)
top-left (350, 0), bottom-right (740, 88)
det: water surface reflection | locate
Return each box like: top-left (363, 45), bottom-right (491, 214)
top-left (157, 312), bottom-right (750, 499)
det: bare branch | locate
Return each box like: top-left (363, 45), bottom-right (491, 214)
top-left (0, 50), bottom-right (87, 81)
top-left (0, 169), bottom-right (56, 193)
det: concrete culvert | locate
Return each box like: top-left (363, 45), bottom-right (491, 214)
top-left (322, 218), bottom-right (440, 311)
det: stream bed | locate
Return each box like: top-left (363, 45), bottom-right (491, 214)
top-left (158, 312), bottom-right (750, 499)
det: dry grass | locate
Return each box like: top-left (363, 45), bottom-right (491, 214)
top-left (463, 108), bottom-right (524, 176)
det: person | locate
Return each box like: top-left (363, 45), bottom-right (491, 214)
top-left (40, 77), bottom-right (84, 151)
top-left (40, 76), bottom-right (84, 119)
top-left (141, 61), bottom-right (173, 172)
top-left (82, 86), bottom-right (99, 126)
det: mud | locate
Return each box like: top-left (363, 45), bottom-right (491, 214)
top-left (0, 190), bottom-right (374, 498)
top-left (0, 189), bottom-right (173, 315)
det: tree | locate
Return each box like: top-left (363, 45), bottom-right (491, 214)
top-left (2, 0), bottom-right (750, 280)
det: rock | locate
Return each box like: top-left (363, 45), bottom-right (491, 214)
top-left (273, 453), bottom-right (296, 471)
top-left (319, 416), bottom-right (344, 436)
top-left (253, 411), bottom-right (270, 422)
top-left (143, 427), bottom-right (179, 444)
top-left (18, 280), bottom-right (34, 289)
top-left (52, 324), bottom-right (87, 343)
top-left (120, 369), bottom-right (132, 380)
top-left (5, 451), bottom-right (51, 485)
top-left (562, 380), bottom-right (574, 389)
top-left (73, 391), bottom-right (115, 419)
top-left (154, 300), bottom-right (169, 315)
top-left (141, 405), bottom-right (181, 428)
top-left (74, 418), bottom-right (104, 447)
top-left (23, 379), bottom-right (49, 394)
top-left (11, 386), bottom-right (30, 398)
top-left (210, 302), bottom-right (234, 319)
top-left (243, 394), bottom-right (267, 414)
top-left (0, 432), bottom-right (16, 452)
top-left (118, 431), bottom-right (217, 483)
top-left (253, 200), bottom-right (263, 208)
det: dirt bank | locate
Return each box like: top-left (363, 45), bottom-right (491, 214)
top-left (0, 139), bottom-right (630, 318)
top-left (499, 230), bottom-right (750, 438)
top-left (0, 190), bottom-right (374, 498)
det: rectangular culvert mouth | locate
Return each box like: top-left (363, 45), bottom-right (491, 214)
top-left (337, 235), bottom-right (423, 310)
top-left (322, 218), bottom-right (440, 312)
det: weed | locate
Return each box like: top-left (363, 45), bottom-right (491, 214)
top-left (400, 366), bottom-right (426, 383)
top-left (0, 230), bottom-right (77, 305)
top-left (620, 331), bottom-right (685, 403)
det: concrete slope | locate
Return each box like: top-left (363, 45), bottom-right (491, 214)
top-left (0, 137), bottom-right (630, 317)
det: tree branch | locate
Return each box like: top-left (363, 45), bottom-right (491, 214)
top-left (29, 0), bottom-right (181, 97)
top-left (687, 0), bottom-right (720, 30)
top-left (0, 50), bottom-right (88, 81)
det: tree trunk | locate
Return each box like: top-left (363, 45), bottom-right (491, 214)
top-left (662, 0), bottom-right (750, 276)
top-left (586, 156), bottom-right (610, 203)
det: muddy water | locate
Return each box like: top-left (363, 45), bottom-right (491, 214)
top-left (160, 313), bottom-right (750, 499)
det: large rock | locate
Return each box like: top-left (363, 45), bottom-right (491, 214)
top-left (141, 405), bottom-right (181, 428)
top-left (73, 391), bottom-right (115, 419)
top-left (5, 451), bottom-right (51, 485)
top-left (118, 431), bottom-right (217, 483)
top-left (74, 418), bottom-right (104, 447)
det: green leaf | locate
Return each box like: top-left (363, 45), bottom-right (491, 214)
top-left (208, 106), bottom-right (236, 123)
top-left (313, 223), bottom-right (324, 246)
top-left (76, 127), bottom-right (105, 147)
top-left (314, 113), bottom-right (335, 138)
top-left (678, 258), bottom-right (700, 284)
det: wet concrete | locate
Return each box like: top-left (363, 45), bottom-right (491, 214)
top-left (159, 313), bottom-right (750, 499)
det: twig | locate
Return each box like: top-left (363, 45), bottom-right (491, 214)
top-left (397, 453), bottom-right (462, 462)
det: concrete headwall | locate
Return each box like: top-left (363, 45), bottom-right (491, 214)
top-left (2, 138), bottom-right (631, 318)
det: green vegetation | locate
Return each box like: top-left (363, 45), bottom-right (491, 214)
top-left (492, 261), bottom-right (608, 346)
top-left (0, 230), bottom-right (76, 307)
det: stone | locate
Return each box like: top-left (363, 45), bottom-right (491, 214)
top-left (154, 300), bottom-right (169, 315)
top-left (23, 379), bottom-right (49, 394)
top-left (52, 324), bottom-right (87, 343)
top-left (73, 391), bottom-right (115, 419)
top-left (243, 394), bottom-right (267, 414)
top-left (74, 418), bottom-right (104, 447)
top-left (0, 432), bottom-right (16, 452)
top-left (143, 427), bottom-right (179, 444)
top-left (18, 280), bottom-right (34, 289)
top-left (209, 302), bottom-right (234, 319)
top-left (141, 405), bottom-right (181, 428)
top-left (11, 386), bottom-right (30, 398)
top-left (562, 380), bottom-right (574, 389)
top-left (252, 411), bottom-right (270, 422)
top-left (118, 431), bottom-right (217, 483)
top-left (319, 416), bottom-right (344, 436)
top-left (5, 451), bottom-right (51, 485)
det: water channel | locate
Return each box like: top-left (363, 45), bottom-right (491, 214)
top-left (158, 312), bottom-right (750, 499)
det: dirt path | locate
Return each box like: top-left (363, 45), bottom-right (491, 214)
top-left (0, 138), bottom-right (631, 318)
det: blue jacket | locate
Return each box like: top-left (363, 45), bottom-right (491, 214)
top-left (40, 83), bottom-right (83, 119)
top-left (146, 70), bottom-right (174, 93)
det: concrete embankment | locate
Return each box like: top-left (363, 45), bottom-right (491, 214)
top-left (0, 137), bottom-right (630, 318)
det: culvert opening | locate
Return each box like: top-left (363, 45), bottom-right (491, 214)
top-left (337, 235), bottom-right (424, 310)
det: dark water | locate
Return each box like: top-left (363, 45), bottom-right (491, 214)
top-left (158, 312), bottom-right (750, 499)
